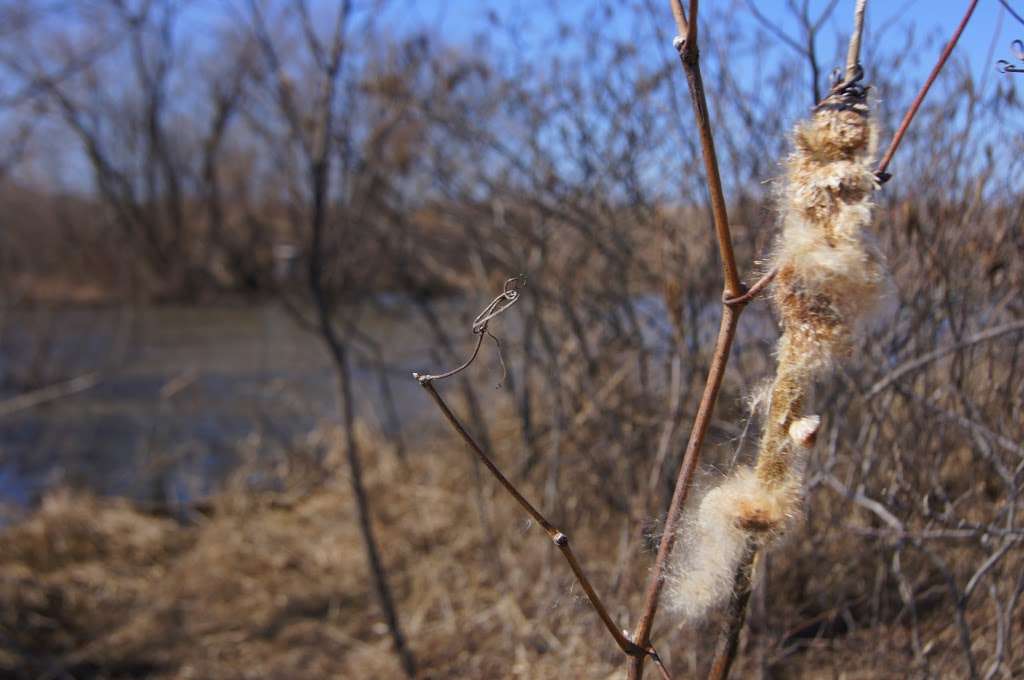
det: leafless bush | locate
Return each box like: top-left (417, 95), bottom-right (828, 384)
top-left (1, 0), bottom-right (1022, 678)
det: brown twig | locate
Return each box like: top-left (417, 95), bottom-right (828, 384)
top-left (650, 646), bottom-right (675, 680)
top-left (414, 281), bottom-right (672, 674)
top-left (875, 0), bottom-right (980, 182)
top-left (704, 547), bottom-right (758, 680)
top-left (415, 379), bottom-right (650, 660)
top-left (415, 332), bottom-right (486, 383)
top-left (630, 307), bottom-right (743, 680)
top-left (722, 266), bottom-right (778, 307)
top-left (844, 0), bottom-right (867, 83)
top-left (706, 540), bottom-right (758, 680)
top-left (628, 2), bottom-right (753, 677)
top-left (672, 2), bottom-right (741, 299)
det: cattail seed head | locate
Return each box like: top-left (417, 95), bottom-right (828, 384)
top-left (668, 90), bottom-right (886, 626)
top-left (667, 469), bottom-right (800, 622)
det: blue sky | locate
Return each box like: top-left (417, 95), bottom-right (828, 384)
top-left (364, 0), bottom-right (1023, 191)
top-left (8, 0), bottom-right (1021, 191)
top-left (381, 0), bottom-right (1020, 89)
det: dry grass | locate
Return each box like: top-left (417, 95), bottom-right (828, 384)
top-left (0, 422), bottom-right (631, 679)
top-left (2, 404), bottom-right (1017, 679)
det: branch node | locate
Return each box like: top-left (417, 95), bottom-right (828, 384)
top-left (722, 283), bottom-right (750, 308)
top-left (673, 35), bottom-right (699, 64)
top-left (722, 266), bottom-right (779, 307)
top-left (553, 532), bottom-right (569, 547)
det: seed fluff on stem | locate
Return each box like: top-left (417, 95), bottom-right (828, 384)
top-left (667, 74), bottom-right (885, 624)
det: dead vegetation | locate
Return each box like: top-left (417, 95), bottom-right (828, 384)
top-left (0, 426), bottom-right (627, 679)
top-left (2, 385), bottom-right (1020, 679)
top-left (2, 0), bottom-right (1023, 678)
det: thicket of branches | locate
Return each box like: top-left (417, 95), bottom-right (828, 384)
top-left (1, 0), bottom-right (1023, 678)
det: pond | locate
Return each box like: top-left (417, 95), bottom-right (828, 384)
top-left (0, 301), bottom-right (451, 509)
top-left (0, 294), bottom-right (777, 512)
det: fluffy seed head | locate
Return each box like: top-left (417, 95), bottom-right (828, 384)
top-left (667, 469), bottom-right (800, 622)
top-left (771, 93), bottom-right (885, 378)
top-left (793, 105), bottom-right (874, 161)
top-left (788, 415), bottom-right (821, 448)
top-left (668, 92), bottom-right (886, 628)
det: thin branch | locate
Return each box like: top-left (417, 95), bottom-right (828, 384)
top-left (414, 280), bottom-right (670, 672)
top-left (630, 306), bottom-right (745, 680)
top-left (996, 0), bottom-right (1024, 29)
top-left (866, 319), bottom-right (1024, 399)
top-left (963, 540), bottom-right (1017, 602)
top-left (742, 0), bottom-right (805, 56)
top-left (416, 379), bottom-right (651, 661)
top-left (723, 266), bottom-right (778, 307)
top-left (876, 0), bottom-right (980, 181)
top-left (628, 2), bottom-right (755, 676)
top-left (845, 0), bottom-right (867, 82)
top-left (707, 540), bottom-right (758, 680)
top-left (669, 0), bottom-right (742, 298)
top-left (650, 647), bottom-right (675, 680)
top-left (415, 332), bottom-right (486, 383)
top-left (0, 373), bottom-right (101, 418)
top-left (824, 474), bottom-right (906, 532)
top-left (669, 0), bottom-right (689, 38)
top-left (686, 0), bottom-right (699, 56)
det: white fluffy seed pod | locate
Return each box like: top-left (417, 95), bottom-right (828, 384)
top-left (667, 89), bottom-right (887, 627)
top-left (666, 469), bottom-right (798, 622)
top-left (788, 415), bottom-right (821, 448)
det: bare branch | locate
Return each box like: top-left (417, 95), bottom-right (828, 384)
top-left (876, 0), bottom-right (980, 181)
top-left (866, 319), bottom-right (1024, 399)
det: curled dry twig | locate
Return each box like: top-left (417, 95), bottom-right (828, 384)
top-left (995, 39), bottom-right (1024, 74)
top-left (413, 279), bottom-right (672, 673)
